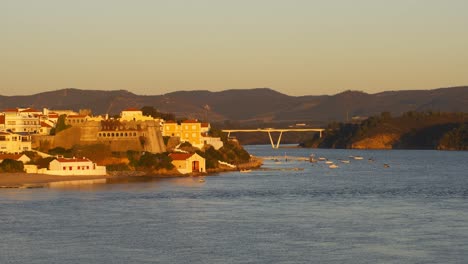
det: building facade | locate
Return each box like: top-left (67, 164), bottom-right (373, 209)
top-left (169, 152), bottom-right (206, 174)
top-left (46, 157), bottom-right (106, 176)
top-left (162, 120), bottom-right (223, 150)
top-left (0, 131), bottom-right (32, 153)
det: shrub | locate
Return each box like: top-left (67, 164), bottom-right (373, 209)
top-left (0, 159), bottom-right (24, 173)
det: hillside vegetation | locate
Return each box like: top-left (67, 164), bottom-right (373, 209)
top-left (301, 112), bottom-right (468, 150)
top-left (1, 86), bottom-right (468, 124)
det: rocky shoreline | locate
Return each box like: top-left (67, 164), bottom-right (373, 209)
top-left (0, 156), bottom-right (264, 189)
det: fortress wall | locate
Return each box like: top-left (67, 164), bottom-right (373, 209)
top-left (143, 120), bottom-right (166, 153)
top-left (32, 119), bottom-right (166, 153)
top-left (53, 126), bottom-right (82, 149)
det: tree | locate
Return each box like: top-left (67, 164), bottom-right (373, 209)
top-left (141, 106), bottom-right (176, 121)
top-left (0, 159), bottom-right (24, 173)
top-left (51, 114), bottom-right (71, 135)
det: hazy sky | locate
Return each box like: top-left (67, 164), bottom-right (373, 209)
top-left (2, 0), bottom-right (468, 96)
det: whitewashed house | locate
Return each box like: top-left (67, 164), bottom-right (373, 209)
top-left (44, 157), bottom-right (107, 176)
top-left (120, 108), bottom-right (154, 121)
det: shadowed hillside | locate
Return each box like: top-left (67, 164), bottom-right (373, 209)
top-left (1, 86), bottom-right (467, 125)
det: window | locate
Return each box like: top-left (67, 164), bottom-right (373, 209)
top-left (69, 166), bottom-right (72, 170)
top-left (63, 167), bottom-right (66, 170)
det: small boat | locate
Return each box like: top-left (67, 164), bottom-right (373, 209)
top-left (354, 156), bottom-right (364, 160)
top-left (384, 164), bottom-right (390, 168)
top-left (329, 164), bottom-right (339, 169)
top-left (198, 177), bottom-right (205, 183)
top-left (240, 169), bottom-right (252, 173)
top-left (309, 154), bottom-right (317, 163)
top-left (325, 161), bottom-right (333, 164)
top-left (340, 160), bottom-right (350, 164)
top-left (318, 157), bottom-right (327, 161)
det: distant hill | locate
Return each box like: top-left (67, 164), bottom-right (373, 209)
top-left (300, 112), bottom-right (468, 150)
top-left (1, 86), bottom-right (467, 125)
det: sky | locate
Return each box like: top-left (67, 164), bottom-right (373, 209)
top-left (1, 0), bottom-right (468, 96)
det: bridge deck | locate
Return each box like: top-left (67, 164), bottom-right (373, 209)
top-left (221, 128), bottom-right (325, 148)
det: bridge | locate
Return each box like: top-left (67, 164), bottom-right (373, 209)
top-left (222, 128), bottom-right (325, 149)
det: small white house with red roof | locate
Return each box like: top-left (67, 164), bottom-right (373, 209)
top-left (0, 153), bottom-right (31, 163)
top-left (169, 152), bottom-right (206, 174)
top-left (45, 157), bottom-right (107, 176)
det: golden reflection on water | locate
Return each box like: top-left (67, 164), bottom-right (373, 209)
top-left (47, 176), bottom-right (207, 191)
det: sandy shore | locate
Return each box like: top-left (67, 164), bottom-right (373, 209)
top-left (0, 173), bottom-right (113, 188)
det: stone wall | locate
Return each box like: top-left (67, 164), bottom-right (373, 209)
top-left (33, 119), bottom-right (166, 153)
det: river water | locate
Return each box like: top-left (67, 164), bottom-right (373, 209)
top-left (1, 146), bottom-right (468, 264)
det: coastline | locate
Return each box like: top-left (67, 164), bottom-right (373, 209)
top-left (0, 173), bottom-right (114, 188)
top-left (0, 156), bottom-right (264, 188)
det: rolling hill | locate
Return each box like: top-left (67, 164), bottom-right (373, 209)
top-left (1, 86), bottom-right (467, 125)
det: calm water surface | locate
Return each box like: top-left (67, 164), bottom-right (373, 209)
top-left (1, 146), bottom-right (468, 263)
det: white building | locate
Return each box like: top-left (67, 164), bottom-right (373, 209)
top-left (0, 131), bottom-right (32, 153)
top-left (45, 157), bottom-right (107, 176)
top-left (163, 120), bottom-right (223, 150)
top-left (0, 108), bottom-right (59, 135)
top-left (120, 108), bottom-right (154, 121)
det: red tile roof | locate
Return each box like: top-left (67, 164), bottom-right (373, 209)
top-left (20, 108), bottom-right (40, 113)
top-left (3, 108), bottom-right (18, 112)
top-left (201, 123), bottom-right (209, 127)
top-left (56, 157), bottom-right (91, 163)
top-left (48, 114), bottom-right (59, 118)
top-left (67, 115), bottom-right (87, 118)
top-left (165, 120), bottom-right (177, 123)
top-left (182, 120), bottom-right (199, 124)
top-left (0, 154), bottom-right (23, 160)
top-left (41, 122), bottom-right (52, 128)
top-left (169, 153), bottom-right (194, 160)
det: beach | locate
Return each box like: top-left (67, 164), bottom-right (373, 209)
top-left (0, 173), bottom-right (113, 188)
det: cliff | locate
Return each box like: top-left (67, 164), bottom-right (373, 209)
top-left (302, 112), bottom-right (468, 150)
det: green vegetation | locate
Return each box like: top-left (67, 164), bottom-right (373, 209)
top-left (196, 140), bottom-right (251, 169)
top-left (106, 163), bottom-right (131, 171)
top-left (438, 124), bottom-right (468, 150)
top-left (301, 111), bottom-right (468, 150)
top-left (0, 159), bottom-right (24, 173)
top-left (50, 114), bottom-right (71, 135)
top-left (141, 106), bottom-right (176, 121)
top-left (137, 152), bottom-right (174, 171)
top-left (47, 144), bottom-right (112, 164)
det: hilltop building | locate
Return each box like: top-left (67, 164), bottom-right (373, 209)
top-left (162, 120), bottom-right (223, 149)
top-left (33, 108), bottom-right (166, 153)
top-left (120, 108), bottom-right (154, 122)
top-left (0, 108), bottom-right (59, 135)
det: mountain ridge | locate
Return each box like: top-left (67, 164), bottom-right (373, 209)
top-left (1, 86), bottom-right (467, 124)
